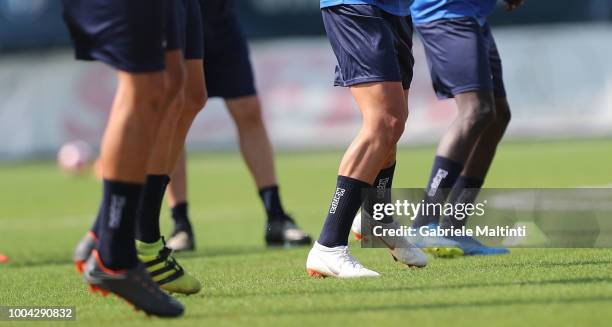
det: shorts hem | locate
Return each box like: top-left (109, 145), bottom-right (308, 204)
top-left (208, 88), bottom-right (257, 100)
top-left (414, 16), bottom-right (477, 28)
top-left (106, 62), bottom-right (165, 74)
top-left (80, 52), bottom-right (164, 73)
top-left (436, 84), bottom-right (492, 99)
top-left (493, 89), bottom-right (507, 98)
top-left (184, 54), bottom-right (204, 60)
top-left (165, 46), bottom-right (182, 52)
top-left (335, 75), bottom-right (402, 87)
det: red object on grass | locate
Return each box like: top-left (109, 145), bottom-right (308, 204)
top-left (0, 254), bottom-right (8, 264)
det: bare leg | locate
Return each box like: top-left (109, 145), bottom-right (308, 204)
top-left (100, 72), bottom-right (167, 182)
top-left (137, 51), bottom-right (204, 244)
top-left (436, 91), bottom-right (495, 162)
top-left (225, 95), bottom-right (312, 247)
top-left (339, 82), bottom-right (408, 182)
top-left (461, 97), bottom-right (511, 179)
top-left (147, 50), bottom-right (187, 175)
top-left (133, 56), bottom-right (206, 293)
top-left (135, 50), bottom-right (186, 244)
top-left (82, 62), bottom-right (186, 318)
top-left (168, 60), bottom-right (207, 169)
top-left (225, 95), bottom-right (276, 188)
top-left (164, 60), bottom-right (206, 250)
top-left (166, 150), bottom-right (195, 250)
top-left (359, 90), bottom-right (409, 223)
top-left (91, 68), bottom-right (169, 272)
top-left (166, 59), bottom-right (206, 204)
top-left (317, 81), bottom-right (408, 248)
top-left (167, 151), bottom-right (188, 208)
top-left (307, 81), bottom-right (419, 278)
top-left (439, 97), bottom-right (512, 237)
top-left (411, 91), bottom-right (496, 228)
top-left (377, 89), bottom-right (410, 170)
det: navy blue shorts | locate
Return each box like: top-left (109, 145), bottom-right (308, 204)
top-left (415, 18), bottom-right (506, 99)
top-left (172, 0), bottom-right (205, 60)
top-left (200, 0), bottom-right (256, 99)
top-left (165, 0), bottom-right (181, 52)
top-left (322, 5), bottom-right (415, 89)
top-left (62, 0), bottom-right (172, 73)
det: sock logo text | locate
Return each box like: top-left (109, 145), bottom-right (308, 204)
top-left (376, 177), bottom-right (390, 199)
top-left (329, 188), bottom-right (346, 214)
top-left (428, 169), bottom-right (448, 197)
top-left (108, 195), bottom-right (126, 229)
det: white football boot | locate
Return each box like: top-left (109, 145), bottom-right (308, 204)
top-left (306, 242), bottom-right (380, 278)
top-left (356, 212), bottom-right (428, 268)
top-left (166, 231), bottom-right (195, 252)
top-left (355, 212), bottom-right (462, 259)
top-left (370, 219), bottom-right (428, 268)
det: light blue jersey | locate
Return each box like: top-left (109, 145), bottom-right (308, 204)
top-left (410, 0), bottom-right (497, 25)
top-left (320, 0), bottom-right (412, 17)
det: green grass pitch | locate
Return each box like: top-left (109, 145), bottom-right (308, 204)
top-left (1, 139), bottom-right (612, 326)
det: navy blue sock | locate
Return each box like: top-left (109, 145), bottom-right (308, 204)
top-left (363, 163), bottom-right (396, 224)
top-left (171, 202), bottom-right (192, 234)
top-left (440, 176), bottom-right (484, 230)
top-left (135, 175), bottom-right (170, 243)
top-left (318, 176), bottom-right (371, 247)
top-left (96, 179), bottom-right (143, 270)
top-left (412, 156), bottom-right (463, 228)
top-left (259, 185), bottom-right (287, 222)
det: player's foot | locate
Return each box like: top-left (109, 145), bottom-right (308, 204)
top-left (413, 224), bottom-right (464, 258)
top-left (306, 242), bottom-right (380, 278)
top-left (84, 250), bottom-right (184, 318)
top-left (352, 212), bottom-right (427, 267)
top-left (136, 238), bottom-right (202, 295)
top-left (446, 235), bottom-right (509, 256)
top-left (265, 215), bottom-right (312, 247)
top-left (373, 220), bottom-right (428, 268)
top-left (351, 212), bottom-right (362, 240)
top-left (74, 231), bottom-right (97, 273)
top-left (167, 229), bottom-right (195, 252)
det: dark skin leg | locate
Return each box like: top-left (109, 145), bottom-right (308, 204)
top-left (460, 97), bottom-right (511, 180)
top-left (435, 91), bottom-right (496, 163)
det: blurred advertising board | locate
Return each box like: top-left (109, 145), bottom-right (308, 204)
top-left (1, 25), bottom-right (611, 160)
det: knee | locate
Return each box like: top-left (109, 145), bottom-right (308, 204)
top-left (386, 113), bottom-right (407, 146)
top-left (462, 99), bottom-right (496, 133)
top-left (383, 146), bottom-right (397, 167)
top-left (183, 84), bottom-right (207, 114)
top-left (230, 99), bottom-right (265, 129)
top-left (164, 64), bottom-right (186, 104)
top-left (235, 107), bottom-right (263, 126)
top-left (495, 99), bottom-right (512, 129)
top-left (371, 109), bottom-right (408, 148)
top-left (132, 75), bottom-right (167, 115)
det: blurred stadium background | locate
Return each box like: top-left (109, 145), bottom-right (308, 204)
top-left (0, 0), bottom-right (611, 161)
